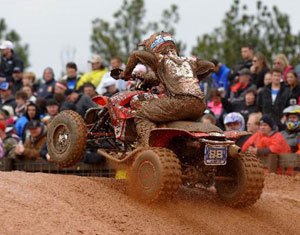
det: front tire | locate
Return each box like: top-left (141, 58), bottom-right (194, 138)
top-left (47, 110), bottom-right (87, 167)
top-left (215, 153), bottom-right (264, 207)
top-left (129, 148), bottom-right (182, 202)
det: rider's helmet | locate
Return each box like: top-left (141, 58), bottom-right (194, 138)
top-left (283, 105), bottom-right (300, 131)
top-left (139, 31), bottom-right (177, 54)
top-left (224, 112), bottom-right (245, 131)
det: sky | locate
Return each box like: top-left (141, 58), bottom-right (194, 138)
top-left (0, 0), bottom-right (299, 78)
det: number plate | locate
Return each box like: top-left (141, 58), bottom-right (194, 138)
top-left (204, 145), bottom-right (227, 165)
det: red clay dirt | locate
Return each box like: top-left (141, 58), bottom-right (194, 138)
top-left (0, 171), bottom-right (299, 235)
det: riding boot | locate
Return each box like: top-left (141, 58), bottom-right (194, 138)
top-left (135, 118), bottom-right (156, 147)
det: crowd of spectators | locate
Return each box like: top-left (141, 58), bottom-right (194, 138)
top-left (0, 40), bottom-right (299, 172)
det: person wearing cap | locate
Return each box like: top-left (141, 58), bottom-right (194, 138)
top-left (228, 68), bottom-right (256, 106)
top-left (11, 66), bottom-right (24, 95)
top-left (76, 55), bottom-right (108, 90)
top-left (0, 121), bottom-right (18, 159)
top-left (242, 114), bottom-right (291, 155)
top-left (280, 105), bottom-right (300, 153)
top-left (37, 67), bottom-right (56, 99)
top-left (0, 82), bottom-right (17, 110)
top-left (102, 77), bottom-right (118, 97)
top-left (14, 120), bottom-right (47, 160)
top-left (96, 56), bottom-right (127, 95)
top-left (257, 67), bottom-right (291, 129)
top-left (0, 40), bottom-right (24, 83)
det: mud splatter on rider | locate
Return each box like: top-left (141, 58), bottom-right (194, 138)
top-left (118, 31), bottom-right (215, 147)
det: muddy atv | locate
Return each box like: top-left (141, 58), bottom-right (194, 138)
top-left (47, 90), bottom-right (264, 208)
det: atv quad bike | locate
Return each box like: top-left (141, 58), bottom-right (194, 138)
top-left (47, 75), bottom-right (264, 208)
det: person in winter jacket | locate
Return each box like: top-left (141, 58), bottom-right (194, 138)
top-left (257, 68), bottom-right (291, 128)
top-left (14, 120), bottom-right (46, 160)
top-left (0, 40), bottom-right (24, 83)
top-left (37, 67), bottom-right (56, 99)
top-left (242, 114), bottom-right (291, 155)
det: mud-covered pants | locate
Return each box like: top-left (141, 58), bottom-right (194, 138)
top-left (135, 95), bottom-right (206, 147)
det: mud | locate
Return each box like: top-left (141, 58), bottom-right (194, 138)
top-left (0, 172), bottom-right (299, 235)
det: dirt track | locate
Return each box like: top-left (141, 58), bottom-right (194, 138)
top-left (0, 172), bottom-right (299, 235)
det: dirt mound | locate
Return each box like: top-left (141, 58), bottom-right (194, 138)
top-left (0, 171), bottom-right (299, 235)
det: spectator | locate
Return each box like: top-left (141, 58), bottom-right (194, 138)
top-left (22, 71), bottom-right (38, 93)
top-left (257, 71), bottom-right (272, 94)
top-left (102, 77), bottom-right (119, 97)
top-left (41, 99), bottom-right (60, 125)
top-left (0, 106), bottom-right (15, 125)
top-left (11, 67), bottom-right (23, 94)
top-left (246, 112), bottom-right (262, 134)
top-left (230, 44), bottom-right (254, 83)
top-left (232, 89), bottom-right (259, 122)
top-left (76, 55), bottom-right (107, 90)
top-left (242, 114), bottom-right (291, 155)
top-left (96, 56), bottom-right (126, 94)
top-left (273, 54), bottom-right (293, 81)
top-left (0, 122), bottom-right (18, 159)
top-left (22, 85), bottom-right (37, 103)
top-left (0, 109), bottom-right (9, 125)
top-left (263, 72), bottom-right (272, 86)
top-left (63, 62), bottom-right (80, 90)
top-left (285, 71), bottom-right (300, 104)
top-left (210, 59), bottom-right (230, 93)
top-left (281, 105), bottom-right (300, 153)
top-left (207, 89), bottom-right (224, 119)
top-left (223, 112), bottom-right (245, 131)
top-left (15, 102), bottom-right (40, 141)
top-left (60, 90), bottom-right (97, 117)
top-left (37, 67), bottom-right (56, 99)
top-left (250, 52), bottom-right (269, 89)
top-left (257, 68), bottom-right (291, 129)
top-left (14, 90), bottom-right (28, 117)
top-left (54, 80), bottom-right (67, 105)
top-left (14, 120), bottom-right (47, 160)
top-left (83, 82), bottom-right (98, 98)
top-left (201, 113), bottom-right (217, 125)
top-left (0, 82), bottom-right (17, 110)
top-left (0, 40), bottom-right (24, 83)
top-left (228, 68), bottom-right (256, 106)
top-left (223, 112), bottom-right (248, 146)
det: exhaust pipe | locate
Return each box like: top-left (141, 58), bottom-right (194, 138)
top-left (228, 144), bottom-right (241, 158)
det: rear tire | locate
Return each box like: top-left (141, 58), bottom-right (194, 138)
top-left (129, 148), bottom-right (182, 202)
top-left (215, 153), bottom-right (264, 207)
top-left (47, 110), bottom-right (87, 167)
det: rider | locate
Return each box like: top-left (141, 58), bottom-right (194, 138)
top-left (118, 31), bottom-right (215, 147)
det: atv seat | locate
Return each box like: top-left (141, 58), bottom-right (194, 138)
top-left (158, 121), bottom-right (223, 133)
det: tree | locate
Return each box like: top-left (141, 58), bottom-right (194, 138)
top-left (90, 0), bottom-right (184, 64)
top-left (0, 18), bottom-right (30, 68)
top-left (191, 0), bottom-right (300, 67)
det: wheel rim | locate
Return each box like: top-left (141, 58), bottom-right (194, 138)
top-left (138, 160), bottom-right (158, 190)
top-left (52, 124), bottom-right (70, 154)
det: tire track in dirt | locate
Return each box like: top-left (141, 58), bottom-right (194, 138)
top-left (0, 172), bottom-right (299, 235)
